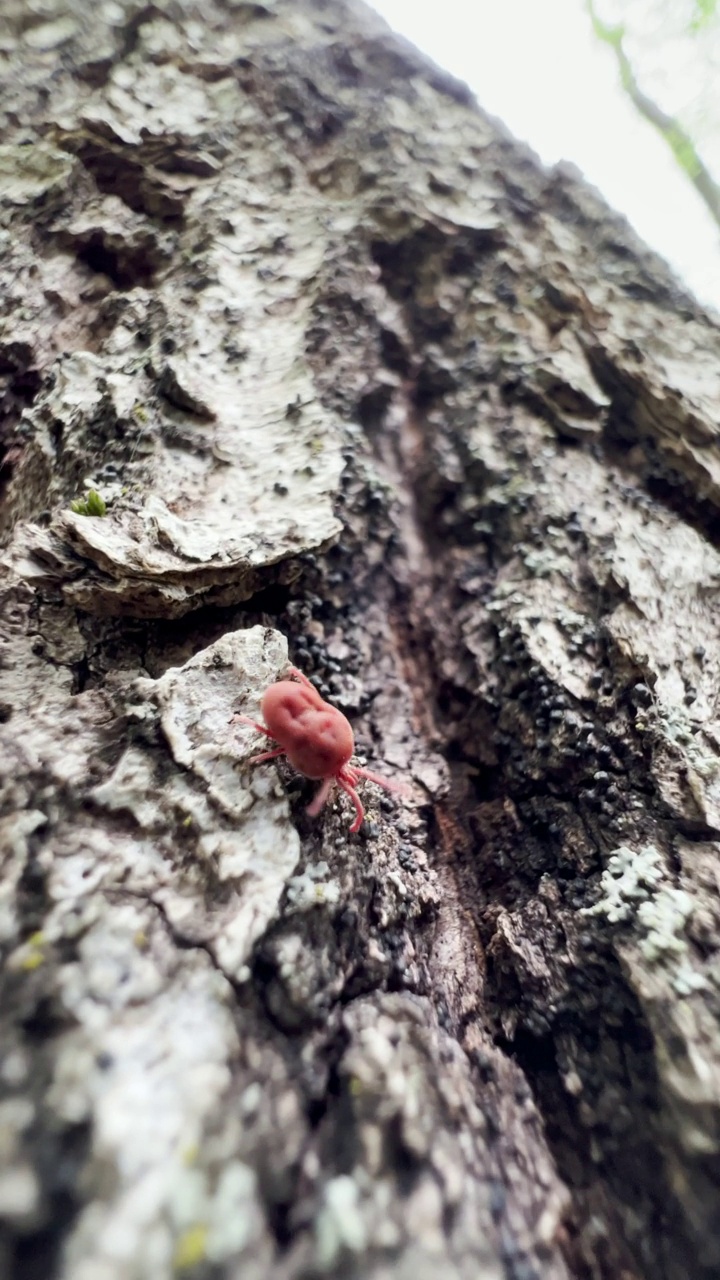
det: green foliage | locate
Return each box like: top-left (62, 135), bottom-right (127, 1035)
top-left (690, 0), bottom-right (717, 34)
top-left (586, 0), bottom-right (720, 233)
top-left (667, 126), bottom-right (703, 181)
top-left (70, 489), bottom-right (107, 517)
top-left (585, 1), bottom-right (624, 48)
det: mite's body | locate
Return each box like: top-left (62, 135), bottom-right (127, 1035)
top-left (236, 667), bottom-right (403, 833)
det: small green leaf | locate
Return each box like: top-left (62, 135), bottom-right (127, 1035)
top-left (85, 489), bottom-right (107, 517)
top-left (70, 490), bottom-right (108, 517)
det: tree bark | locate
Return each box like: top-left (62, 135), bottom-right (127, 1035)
top-left (1, 2), bottom-right (720, 1279)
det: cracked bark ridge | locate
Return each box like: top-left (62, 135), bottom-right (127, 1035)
top-left (1, 5), bottom-right (343, 615)
top-left (2, 1), bottom-right (720, 1279)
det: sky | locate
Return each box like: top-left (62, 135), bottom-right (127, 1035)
top-left (370, 0), bottom-right (720, 314)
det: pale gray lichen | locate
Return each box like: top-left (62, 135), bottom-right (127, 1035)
top-left (315, 1175), bottom-right (368, 1269)
top-left (655, 705), bottom-right (720, 829)
top-left (0, 141), bottom-right (76, 209)
top-left (132, 626), bottom-right (301, 980)
top-left (59, 955), bottom-right (242, 1279)
top-left (636, 888), bottom-right (707, 993)
top-left (204, 1162), bottom-right (260, 1263)
top-left (583, 844), bottom-right (706, 995)
top-left (0, 1163), bottom-right (39, 1227)
top-left (582, 844), bottom-right (664, 925)
top-left (520, 546), bottom-right (570, 579)
top-left (0, 1098), bottom-right (40, 1230)
top-left (636, 889), bottom-right (694, 962)
top-left (668, 962), bottom-right (708, 997)
top-left (286, 862), bottom-right (341, 912)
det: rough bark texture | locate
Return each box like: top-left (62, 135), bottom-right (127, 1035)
top-left (1, 2), bottom-right (720, 1279)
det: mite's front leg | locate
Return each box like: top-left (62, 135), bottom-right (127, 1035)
top-left (231, 713), bottom-right (275, 738)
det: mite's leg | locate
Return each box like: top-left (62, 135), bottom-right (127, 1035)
top-left (337, 772), bottom-right (365, 833)
top-left (306, 775), bottom-right (336, 818)
top-left (250, 747), bottom-right (286, 765)
top-left (231, 713), bottom-right (275, 738)
top-left (286, 666), bottom-right (317, 692)
top-left (351, 765), bottom-right (410, 797)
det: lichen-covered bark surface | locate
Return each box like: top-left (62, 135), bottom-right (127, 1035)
top-left (1, 2), bottom-right (720, 1278)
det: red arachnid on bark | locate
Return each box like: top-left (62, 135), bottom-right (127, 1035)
top-left (236, 667), bottom-right (405, 832)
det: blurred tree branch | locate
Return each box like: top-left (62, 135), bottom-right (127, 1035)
top-left (586, 0), bottom-right (720, 232)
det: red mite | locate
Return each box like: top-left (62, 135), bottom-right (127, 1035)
top-left (236, 667), bottom-right (404, 833)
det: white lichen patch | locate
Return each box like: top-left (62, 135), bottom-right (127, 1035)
top-left (0, 1163), bottom-right (40, 1226)
top-left (315, 1175), bottom-right (367, 1269)
top-left (520, 545), bottom-right (573, 580)
top-left (583, 845), bottom-right (665, 925)
top-left (652, 705), bottom-right (720, 831)
top-left (642, 907), bottom-right (709, 1000)
top-left (204, 1161), bottom-right (262, 1263)
top-left (142, 629), bottom-right (285, 794)
top-left (317, 994), bottom-right (516, 1280)
top-left (0, 141), bottom-right (76, 209)
top-left (117, 626), bottom-right (301, 980)
top-left (286, 862), bottom-right (341, 912)
top-left (60, 958), bottom-right (245, 1280)
top-left (583, 844), bottom-right (706, 995)
top-left (56, 902), bottom-right (168, 1025)
top-left (14, 630), bottom-right (297, 1279)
